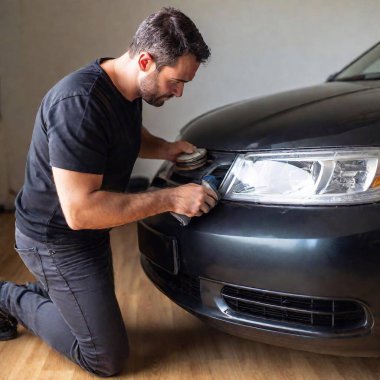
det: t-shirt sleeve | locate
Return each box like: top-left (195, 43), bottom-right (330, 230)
top-left (46, 96), bottom-right (108, 174)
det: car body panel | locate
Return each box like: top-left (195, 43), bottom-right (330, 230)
top-left (141, 202), bottom-right (380, 304)
top-left (181, 82), bottom-right (380, 151)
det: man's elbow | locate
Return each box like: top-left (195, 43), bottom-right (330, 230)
top-left (66, 218), bottom-right (83, 231)
top-left (63, 205), bottom-right (87, 230)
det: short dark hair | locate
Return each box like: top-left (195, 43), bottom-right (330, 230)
top-left (129, 7), bottom-right (211, 70)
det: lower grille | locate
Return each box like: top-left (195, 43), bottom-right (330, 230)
top-left (142, 256), bottom-right (200, 301)
top-left (221, 285), bottom-right (368, 333)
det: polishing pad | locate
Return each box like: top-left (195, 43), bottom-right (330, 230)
top-left (175, 148), bottom-right (207, 170)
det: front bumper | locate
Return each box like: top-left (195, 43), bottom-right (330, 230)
top-left (138, 200), bottom-right (380, 357)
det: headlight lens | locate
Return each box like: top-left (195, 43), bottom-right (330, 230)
top-left (220, 149), bottom-right (380, 205)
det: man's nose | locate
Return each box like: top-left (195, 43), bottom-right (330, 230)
top-left (173, 83), bottom-right (184, 97)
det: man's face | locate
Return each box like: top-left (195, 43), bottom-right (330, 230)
top-left (140, 54), bottom-right (200, 107)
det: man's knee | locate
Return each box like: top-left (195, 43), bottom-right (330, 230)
top-left (87, 341), bottom-right (129, 377)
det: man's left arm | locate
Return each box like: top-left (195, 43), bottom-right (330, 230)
top-left (139, 126), bottom-right (195, 162)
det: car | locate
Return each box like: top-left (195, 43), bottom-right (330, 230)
top-left (137, 41), bottom-right (380, 357)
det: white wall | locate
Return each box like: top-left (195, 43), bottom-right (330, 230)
top-left (1, 0), bottom-right (380, 209)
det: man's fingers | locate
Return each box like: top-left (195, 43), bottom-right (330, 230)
top-left (197, 194), bottom-right (218, 216)
top-left (184, 144), bottom-right (196, 154)
top-left (177, 140), bottom-right (196, 154)
top-left (205, 195), bottom-right (217, 209)
top-left (199, 202), bottom-right (210, 214)
top-left (204, 186), bottom-right (218, 202)
top-left (184, 142), bottom-right (196, 153)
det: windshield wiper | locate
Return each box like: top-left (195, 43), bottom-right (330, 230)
top-left (334, 72), bottom-right (380, 81)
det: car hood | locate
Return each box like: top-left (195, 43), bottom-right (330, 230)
top-left (180, 82), bottom-right (380, 151)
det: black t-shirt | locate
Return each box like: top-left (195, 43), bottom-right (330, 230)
top-left (15, 58), bottom-right (142, 243)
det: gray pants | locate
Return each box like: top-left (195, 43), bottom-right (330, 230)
top-left (0, 228), bottom-right (129, 377)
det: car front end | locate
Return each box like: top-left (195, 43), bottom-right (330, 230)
top-left (138, 43), bottom-right (380, 356)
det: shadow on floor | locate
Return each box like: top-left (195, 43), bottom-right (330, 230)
top-left (126, 323), bottom-right (380, 377)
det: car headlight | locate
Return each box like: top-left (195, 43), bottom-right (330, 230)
top-left (220, 148), bottom-right (380, 205)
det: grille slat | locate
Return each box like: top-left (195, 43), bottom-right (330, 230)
top-left (222, 293), bottom-right (357, 316)
top-left (222, 285), bottom-right (367, 332)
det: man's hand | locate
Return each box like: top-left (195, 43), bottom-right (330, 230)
top-left (139, 126), bottom-right (196, 161)
top-left (164, 140), bottom-right (196, 162)
top-left (169, 183), bottom-right (218, 217)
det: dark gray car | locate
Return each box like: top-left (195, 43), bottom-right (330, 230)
top-left (138, 42), bottom-right (380, 357)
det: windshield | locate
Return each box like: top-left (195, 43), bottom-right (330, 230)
top-left (334, 42), bottom-right (380, 81)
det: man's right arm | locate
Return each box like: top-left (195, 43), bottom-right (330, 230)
top-left (52, 167), bottom-right (217, 230)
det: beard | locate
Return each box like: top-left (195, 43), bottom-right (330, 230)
top-left (140, 71), bottom-right (173, 107)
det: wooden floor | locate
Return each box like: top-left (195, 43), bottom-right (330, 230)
top-left (1, 213), bottom-right (380, 380)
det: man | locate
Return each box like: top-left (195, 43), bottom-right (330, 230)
top-left (0, 7), bottom-right (215, 377)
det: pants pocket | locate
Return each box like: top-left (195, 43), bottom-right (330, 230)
top-left (14, 245), bottom-right (49, 292)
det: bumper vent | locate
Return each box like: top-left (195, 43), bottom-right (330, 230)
top-left (142, 256), bottom-right (201, 301)
top-left (221, 285), bottom-right (368, 333)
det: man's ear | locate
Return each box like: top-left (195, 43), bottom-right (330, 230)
top-left (138, 52), bottom-right (156, 72)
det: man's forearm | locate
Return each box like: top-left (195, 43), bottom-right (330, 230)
top-left (139, 126), bottom-right (169, 159)
top-left (67, 188), bottom-right (173, 230)
top-left (53, 166), bottom-right (215, 231)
